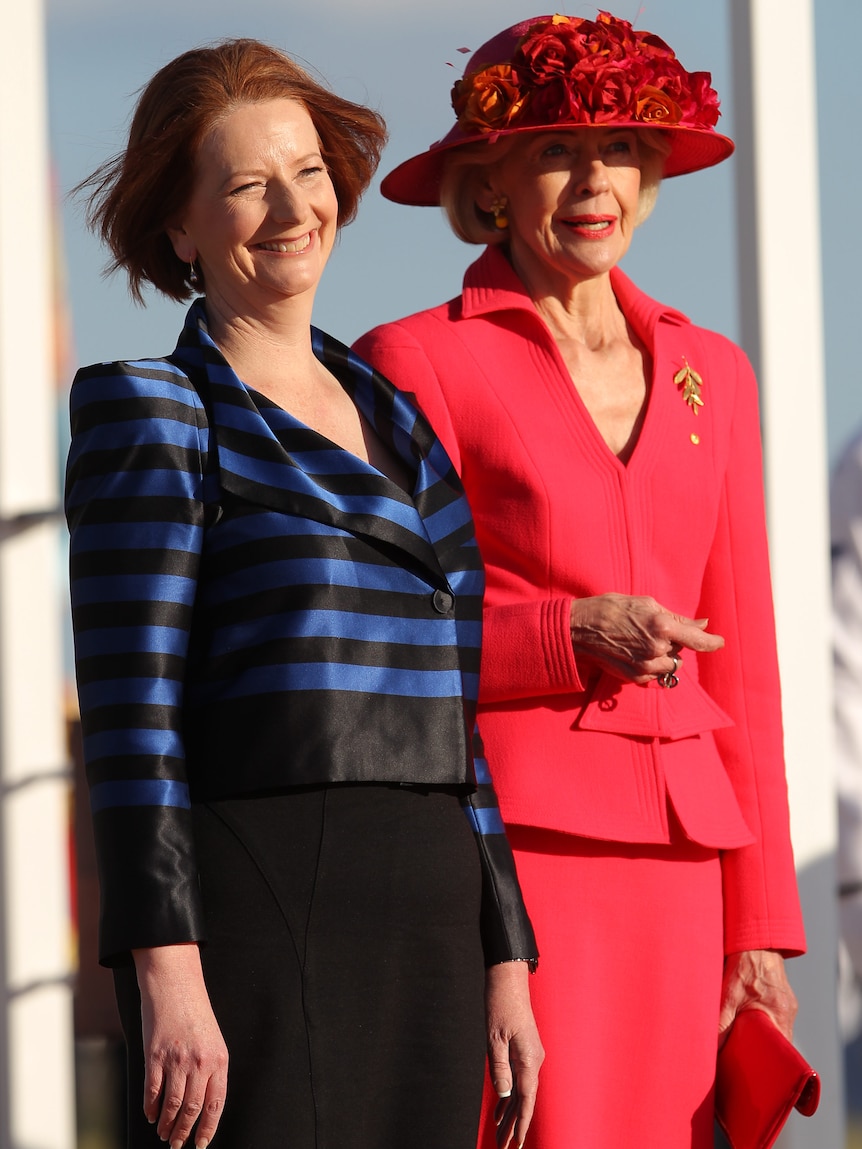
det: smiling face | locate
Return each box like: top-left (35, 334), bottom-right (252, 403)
top-left (167, 98), bottom-right (338, 320)
top-left (487, 128), bottom-right (643, 296)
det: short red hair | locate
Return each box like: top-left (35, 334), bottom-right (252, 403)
top-left (79, 39), bottom-right (388, 303)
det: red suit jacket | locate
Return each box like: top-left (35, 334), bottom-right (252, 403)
top-left (355, 245), bottom-right (805, 956)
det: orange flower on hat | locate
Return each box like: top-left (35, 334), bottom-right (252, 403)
top-left (452, 64), bottom-right (529, 133)
top-left (635, 86), bottom-right (682, 124)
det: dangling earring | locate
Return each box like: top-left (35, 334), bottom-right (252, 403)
top-left (189, 259), bottom-right (200, 288)
top-left (490, 195), bottom-right (509, 230)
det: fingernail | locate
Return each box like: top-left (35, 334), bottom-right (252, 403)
top-left (497, 1088), bottom-right (512, 1098)
top-left (197, 1141), bottom-right (209, 1149)
top-left (171, 1140), bottom-right (184, 1149)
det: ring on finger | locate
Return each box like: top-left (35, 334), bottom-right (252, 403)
top-left (659, 654), bottom-right (680, 689)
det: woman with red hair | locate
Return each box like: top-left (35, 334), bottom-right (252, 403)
top-left (67, 38), bottom-right (540, 1149)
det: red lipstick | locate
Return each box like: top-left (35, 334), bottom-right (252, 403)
top-left (562, 214), bottom-right (616, 239)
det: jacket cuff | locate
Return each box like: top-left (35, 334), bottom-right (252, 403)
top-left (93, 806), bottom-right (206, 966)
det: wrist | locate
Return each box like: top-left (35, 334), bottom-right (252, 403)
top-left (490, 957), bottom-right (538, 974)
top-left (132, 941), bottom-right (203, 983)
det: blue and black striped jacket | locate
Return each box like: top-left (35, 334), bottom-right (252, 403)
top-left (66, 301), bottom-right (537, 967)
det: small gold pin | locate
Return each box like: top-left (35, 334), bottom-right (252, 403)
top-left (674, 359), bottom-right (704, 415)
top-left (690, 433), bottom-right (700, 445)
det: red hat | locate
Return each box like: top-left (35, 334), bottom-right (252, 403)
top-left (381, 11), bottom-right (735, 206)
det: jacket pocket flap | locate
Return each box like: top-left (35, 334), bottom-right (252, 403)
top-left (575, 672), bottom-right (735, 739)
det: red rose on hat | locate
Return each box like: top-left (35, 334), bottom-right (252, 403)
top-left (682, 72), bottom-right (721, 127)
top-left (514, 17), bottom-right (594, 84)
top-left (527, 78), bottom-right (589, 126)
top-left (575, 61), bottom-right (641, 121)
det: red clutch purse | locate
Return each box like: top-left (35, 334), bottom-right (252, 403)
top-left (714, 1010), bottom-right (820, 1149)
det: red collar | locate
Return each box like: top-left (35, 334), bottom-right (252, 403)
top-left (460, 245), bottom-right (691, 346)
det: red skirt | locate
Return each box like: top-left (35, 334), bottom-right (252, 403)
top-left (480, 824), bottom-right (724, 1149)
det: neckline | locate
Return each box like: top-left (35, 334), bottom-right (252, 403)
top-left (240, 377), bottom-right (417, 500)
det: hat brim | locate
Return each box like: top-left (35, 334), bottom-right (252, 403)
top-left (380, 121), bottom-right (735, 207)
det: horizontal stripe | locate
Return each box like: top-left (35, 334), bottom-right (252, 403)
top-left (203, 641), bottom-right (474, 683)
top-left (206, 662), bottom-right (470, 700)
top-left (70, 521), bottom-right (204, 554)
top-left (72, 625), bottom-right (189, 659)
top-left (67, 414), bottom-right (202, 461)
top-left (66, 467), bottom-right (201, 507)
top-left (204, 556), bottom-right (442, 603)
top-left (209, 610), bottom-right (479, 655)
top-left (83, 727), bottom-right (184, 763)
top-left (72, 600), bottom-right (193, 636)
top-left (90, 778), bottom-right (190, 812)
top-left (70, 370), bottom-right (199, 413)
top-left (77, 676), bottom-right (182, 711)
top-left (191, 583), bottom-right (476, 630)
top-left (73, 654), bottom-right (185, 693)
top-left (72, 573), bottom-right (197, 607)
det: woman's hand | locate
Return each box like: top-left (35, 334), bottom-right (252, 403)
top-left (718, 949), bottom-right (798, 1048)
top-left (133, 943), bottom-right (228, 1149)
top-left (485, 961), bottom-right (545, 1148)
top-left (569, 593), bottom-right (724, 684)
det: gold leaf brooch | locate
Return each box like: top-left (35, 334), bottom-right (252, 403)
top-left (674, 360), bottom-right (704, 414)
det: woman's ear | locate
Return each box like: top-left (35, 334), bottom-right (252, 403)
top-left (166, 222), bottom-right (195, 264)
top-left (475, 178), bottom-right (502, 215)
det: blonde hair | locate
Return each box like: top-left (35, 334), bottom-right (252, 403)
top-left (439, 129), bottom-right (671, 245)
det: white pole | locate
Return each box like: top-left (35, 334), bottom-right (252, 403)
top-left (731, 0), bottom-right (842, 1145)
top-left (0, 0), bottom-right (76, 1145)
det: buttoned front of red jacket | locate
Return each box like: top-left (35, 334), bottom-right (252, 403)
top-left (355, 246), bottom-right (805, 955)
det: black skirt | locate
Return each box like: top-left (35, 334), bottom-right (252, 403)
top-left (114, 784), bottom-right (487, 1149)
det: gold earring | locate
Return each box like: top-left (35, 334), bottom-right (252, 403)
top-left (490, 195), bottom-right (509, 230)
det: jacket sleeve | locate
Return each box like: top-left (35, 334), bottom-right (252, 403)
top-left (65, 360), bottom-right (208, 966)
top-left (695, 344), bottom-right (805, 956)
top-left (354, 323), bottom-right (587, 704)
top-left (461, 725), bottom-right (539, 967)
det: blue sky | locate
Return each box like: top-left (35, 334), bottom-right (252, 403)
top-left (46, 0), bottom-right (860, 463)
